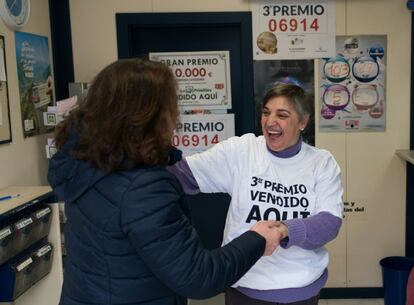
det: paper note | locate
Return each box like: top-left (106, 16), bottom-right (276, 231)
top-left (0, 98), bottom-right (3, 126)
top-left (0, 45), bottom-right (6, 82)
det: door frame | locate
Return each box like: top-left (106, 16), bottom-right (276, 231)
top-left (407, 12), bottom-right (414, 258)
top-left (116, 11), bottom-right (255, 135)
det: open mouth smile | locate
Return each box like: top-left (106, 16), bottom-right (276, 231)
top-left (267, 129), bottom-right (283, 139)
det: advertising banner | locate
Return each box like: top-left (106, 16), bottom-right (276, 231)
top-left (150, 51), bottom-right (231, 110)
top-left (173, 114), bottom-right (235, 156)
top-left (252, 0), bottom-right (335, 60)
top-left (15, 32), bottom-right (53, 137)
top-left (319, 35), bottom-right (387, 132)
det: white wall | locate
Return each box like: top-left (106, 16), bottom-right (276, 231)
top-left (69, 0), bottom-right (251, 82)
top-left (0, 0), bottom-right (53, 188)
top-left (323, 0), bottom-right (410, 287)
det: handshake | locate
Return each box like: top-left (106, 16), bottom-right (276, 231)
top-left (250, 221), bottom-right (288, 256)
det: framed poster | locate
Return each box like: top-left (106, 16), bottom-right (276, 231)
top-left (15, 32), bottom-right (54, 138)
top-left (319, 35), bottom-right (387, 132)
top-left (0, 35), bottom-right (12, 144)
top-left (150, 51), bottom-right (232, 110)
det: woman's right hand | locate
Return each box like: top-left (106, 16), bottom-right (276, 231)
top-left (250, 221), bottom-right (284, 256)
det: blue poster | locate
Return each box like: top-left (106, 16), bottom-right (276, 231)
top-left (15, 32), bottom-right (53, 137)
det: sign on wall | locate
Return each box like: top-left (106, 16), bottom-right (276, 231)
top-left (319, 35), bottom-right (387, 132)
top-left (15, 32), bottom-right (54, 137)
top-left (252, 0), bottom-right (336, 60)
top-left (173, 114), bottom-right (235, 156)
top-left (149, 51), bottom-right (232, 110)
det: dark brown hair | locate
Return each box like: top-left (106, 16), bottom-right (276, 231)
top-left (262, 82), bottom-right (312, 122)
top-left (54, 58), bottom-right (178, 172)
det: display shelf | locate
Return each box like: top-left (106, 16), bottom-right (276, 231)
top-left (0, 187), bottom-right (53, 220)
top-left (396, 149), bottom-right (414, 165)
top-left (0, 186), bottom-right (62, 305)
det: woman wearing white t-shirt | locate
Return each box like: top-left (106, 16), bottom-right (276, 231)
top-left (169, 82), bottom-right (344, 305)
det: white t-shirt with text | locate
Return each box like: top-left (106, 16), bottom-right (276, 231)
top-left (187, 134), bottom-right (343, 289)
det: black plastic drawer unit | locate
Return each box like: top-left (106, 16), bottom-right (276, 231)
top-left (0, 205), bottom-right (52, 266)
top-left (0, 241), bottom-right (54, 301)
top-left (0, 187), bottom-right (56, 302)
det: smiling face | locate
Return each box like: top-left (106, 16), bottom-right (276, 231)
top-left (261, 96), bottom-right (308, 152)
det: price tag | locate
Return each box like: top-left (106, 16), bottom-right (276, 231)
top-left (36, 244), bottom-right (52, 257)
top-left (36, 207), bottom-right (51, 219)
top-left (15, 217), bottom-right (33, 230)
top-left (16, 257), bottom-right (33, 272)
top-left (0, 227), bottom-right (11, 240)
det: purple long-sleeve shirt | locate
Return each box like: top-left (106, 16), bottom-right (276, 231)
top-left (167, 147), bottom-right (342, 303)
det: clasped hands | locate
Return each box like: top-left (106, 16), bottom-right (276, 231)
top-left (250, 221), bottom-right (288, 256)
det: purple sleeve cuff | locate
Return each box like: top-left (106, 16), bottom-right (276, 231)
top-left (281, 212), bottom-right (342, 250)
top-left (280, 218), bottom-right (306, 248)
top-left (167, 158), bottom-right (200, 195)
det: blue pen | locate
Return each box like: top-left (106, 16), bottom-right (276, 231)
top-left (0, 194), bottom-right (20, 202)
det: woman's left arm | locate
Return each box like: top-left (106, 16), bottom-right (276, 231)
top-left (280, 152), bottom-right (344, 250)
top-left (279, 212), bottom-right (342, 250)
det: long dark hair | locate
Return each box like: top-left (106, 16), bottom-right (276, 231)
top-left (54, 58), bottom-right (178, 172)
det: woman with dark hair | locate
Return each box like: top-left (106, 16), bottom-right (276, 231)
top-left (48, 58), bottom-right (283, 305)
top-left (170, 82), bottom-right (344, 305)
